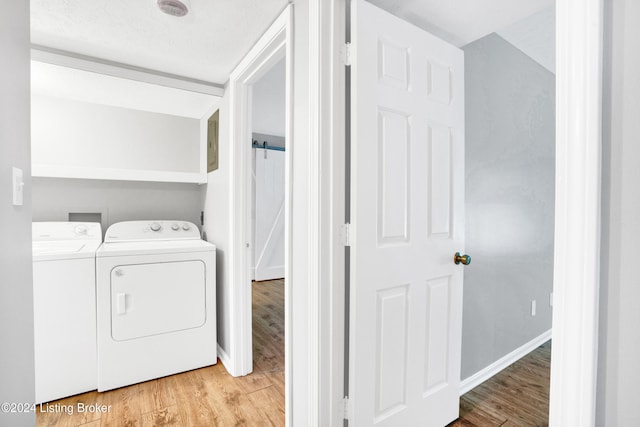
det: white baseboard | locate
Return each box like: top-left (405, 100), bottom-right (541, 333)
top-left (217, 343), bottom-right (252, 378)
top-left (459, 329), bottom-right (552, 396)
top-left (217, 343), bottom-right (232, 373)
top-left (254, 265), bottom-right (285, 282)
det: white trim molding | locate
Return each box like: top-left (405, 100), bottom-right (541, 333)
top-left (31, 46), bottom-right (224, 96)
top-left (226, 6), bottom-right (290, 379)
top-left (550, 0), bottom-right (603, 426)
top-left (307, 0), bottom-right (322, 423)
top-left (216, 344), bottom-right (231, 371)
top-left (288, 1), bottom-right (347, 425)
top-left (321, 1), bottom-right (348, 426)
top-left (460, 330), bottom-right (552, 396)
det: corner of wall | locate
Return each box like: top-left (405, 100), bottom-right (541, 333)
top-left (202, 89), bottom-right (232, 356)
top-left (0, 1), bottom-right (36, 425)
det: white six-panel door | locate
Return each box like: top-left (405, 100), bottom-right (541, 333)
top-left (350, 1), bottom-right (465, 425)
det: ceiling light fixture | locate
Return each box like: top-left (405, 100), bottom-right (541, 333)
top-left (157, 0), bottom-right (190, 17)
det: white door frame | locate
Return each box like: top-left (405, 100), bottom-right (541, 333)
top-left (227, 2), bottom-right (346, 425)
top-left (325, 0), bottom-right (603, 425)
top-left (228, 0), bottom-right (605, 425)
top-left (227, 7), bottom-right (291, 378)
top-left (549, 0), bottom-right (603, 425)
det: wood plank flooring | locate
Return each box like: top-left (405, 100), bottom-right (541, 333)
top-left (450, 341), bottom-right (551, 427)
top-left (36, 277), bottom-right (549, 427)
top-left (36, 279), bottom-right (285, 427)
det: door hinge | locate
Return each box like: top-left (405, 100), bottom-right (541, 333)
top-left (342, 42), bottom-right (352, 66)
top-left (343, 396), bottom-right (350, 420)
top-left (341, 223), bottom-right (352, 247)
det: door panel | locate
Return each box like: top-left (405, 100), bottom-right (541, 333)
top-left (375, 285), bottom-right (409, 419)
top-left (378, 108), bottom-right (410, 244)
top-left (350, 1), bottom-right (465, 426)
top-left (428, 124), bottom-right (453, 237)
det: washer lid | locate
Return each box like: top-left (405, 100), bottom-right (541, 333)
top-left (96, 238), bottom-right (215, 258)
top-left (32, 240), bottom-right (102, 261)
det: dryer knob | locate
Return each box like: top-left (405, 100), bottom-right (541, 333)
top-left (171, 223), bottom-right (180, 231)
top-left (150, 222), bottom-right (161, 232)
top-left (74, 225), bottom-right (88, 235)
top-left (182, 223), bottom-right (191, 231)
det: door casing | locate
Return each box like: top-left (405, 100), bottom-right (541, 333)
top-left (226, 4), bottom-right (291, 382)
top-left (228, 0), bottom-right (604, 425)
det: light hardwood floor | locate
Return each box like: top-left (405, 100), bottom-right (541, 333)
top-left (36, 279), bottom-right (285, 427)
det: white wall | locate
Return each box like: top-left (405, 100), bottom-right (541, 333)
top-left (0, 1), bottom-right (36, 425)
top-left (31, 178), bottom-right (203, 233)
top-left (252, 58), bottom-right (286, 137)
top-left (202, 91), bottom-right (232, 356)
top-left (598, 0), bottom-right (640, 424)
top-left (31, 95), bottom-right (201, 174)
top-left (462, 33), bottom-right (555, 379)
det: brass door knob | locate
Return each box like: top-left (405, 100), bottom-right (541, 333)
top-left (454, 252), bottom-right (471, 265)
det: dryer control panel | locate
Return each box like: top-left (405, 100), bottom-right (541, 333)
top-left (105, 221), bottom-right (200, 243)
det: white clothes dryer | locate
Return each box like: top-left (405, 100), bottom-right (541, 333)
top-left (32, 222), bottom-right (102, 403)
top-left (95, 220), bottom-right (216, 391)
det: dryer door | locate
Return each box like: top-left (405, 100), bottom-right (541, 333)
top-left (110, 260), bottom-right (206, 341)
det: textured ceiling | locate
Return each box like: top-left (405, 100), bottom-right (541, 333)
top-left (30, 0), bottom-right (290, 85)
top-left (31, 0), bottom-right (554, 86)
top-left (367, 0), bottom-right (554, 47)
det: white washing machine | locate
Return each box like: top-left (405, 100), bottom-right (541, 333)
top-left (96, 220), bottom-right (216, 391)
top-left (32, 222), bottom-right (102, 403)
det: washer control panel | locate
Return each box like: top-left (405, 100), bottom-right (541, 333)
top-left (105, 220), bottom-right (200, 242)
top-left (32, 222), bottom-right (102, 241)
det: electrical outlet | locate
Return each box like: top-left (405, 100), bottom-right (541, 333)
top-left (531, 300), bottom-right (537, 317)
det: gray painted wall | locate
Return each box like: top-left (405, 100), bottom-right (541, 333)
top-left (598, 0), bottom-right (640, 424)
top-left (31, 178), bottom-right (203, 234)
top-left (0, 1), bottom-right (36, 425)
top-left (462, 33), bottom-right (555, 379)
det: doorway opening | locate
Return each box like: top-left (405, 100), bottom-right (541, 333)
top-left (249, 57), bottom-right (287, 395)
top-left (458, 4), bottom-right (556, 424)
top-left (224, 8), bottom-right (292, 417)
top-left (342, 1), bottom-right (601, 425)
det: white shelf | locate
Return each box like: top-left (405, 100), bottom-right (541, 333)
top-left (32, 164), bottom-right (206, 185)
top-left (30, 56), bottom-right (221, 185)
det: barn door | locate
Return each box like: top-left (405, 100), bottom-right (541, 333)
top-left (349, 1), bottom-right (466, 425)
top-left (253, 147), bottom-right (285, 281)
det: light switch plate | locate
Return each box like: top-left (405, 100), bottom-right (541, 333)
top-left (12, 167), bottom-right (24, 206)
